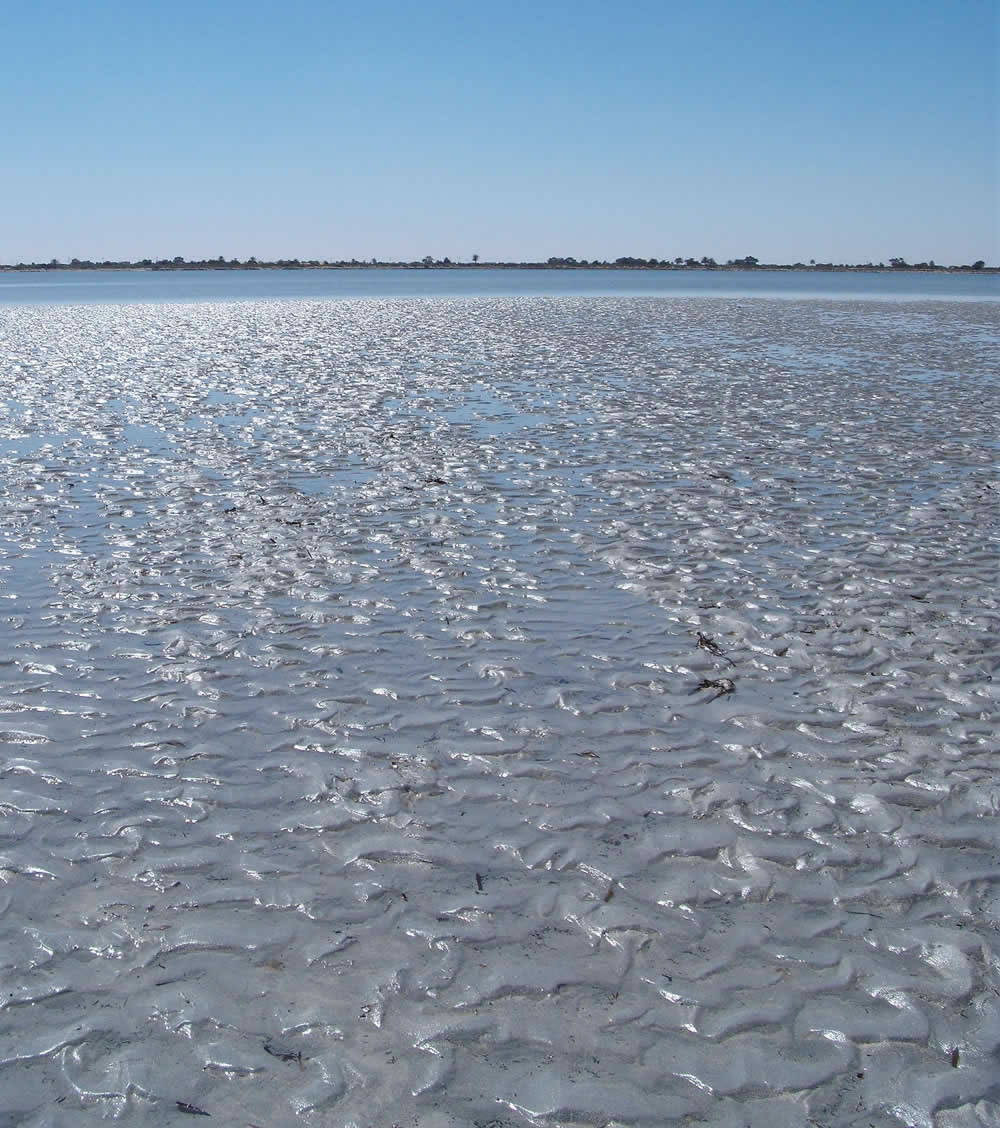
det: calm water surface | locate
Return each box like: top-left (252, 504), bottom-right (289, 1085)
top-left (0, 266), bottom-right (997, 304)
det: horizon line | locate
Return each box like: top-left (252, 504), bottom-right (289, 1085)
top-left (1, 255), bottom-right (995, 274)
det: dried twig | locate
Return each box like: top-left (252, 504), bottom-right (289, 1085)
top-left (697, 632), bottom-right (735, 666)
top-left (691, 677), bottom-right (735, 701)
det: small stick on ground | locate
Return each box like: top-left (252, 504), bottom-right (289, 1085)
top-left (691, 677), bottom-right (736, 701)
top-left (697, 632), bottom-right (735, 666)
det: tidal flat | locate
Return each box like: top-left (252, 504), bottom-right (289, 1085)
top-left (0, 296), bottom-right (998, 1127)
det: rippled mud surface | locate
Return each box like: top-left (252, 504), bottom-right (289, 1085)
top-left (1, 297), bottom-right (998, 1127)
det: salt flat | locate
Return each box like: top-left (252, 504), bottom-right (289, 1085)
top-left (0, 296), bottom-right (998, 1127)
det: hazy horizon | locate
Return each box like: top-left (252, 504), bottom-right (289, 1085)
top-left (2, 0), bottom-right (996, 267)
top-left (1, 254), bottom-right (994, 269)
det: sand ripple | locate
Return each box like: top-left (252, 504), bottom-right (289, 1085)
top-left (0, 296), bottom-right (998, 1126)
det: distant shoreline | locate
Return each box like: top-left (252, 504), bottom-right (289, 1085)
top-left (1, 261), bottom-right (995, 275)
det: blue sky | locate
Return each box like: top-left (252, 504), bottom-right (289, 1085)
top-left (2, 0), bottom-right (996, 264)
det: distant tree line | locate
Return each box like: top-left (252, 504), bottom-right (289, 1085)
top-left (0, 254), bottom-right (993, 272)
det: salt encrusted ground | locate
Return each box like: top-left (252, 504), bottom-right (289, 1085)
top-left (0, 296), bottom-right (998, 1127)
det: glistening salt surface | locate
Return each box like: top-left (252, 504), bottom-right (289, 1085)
top-left (0, 296), bottom-right (997, 1128)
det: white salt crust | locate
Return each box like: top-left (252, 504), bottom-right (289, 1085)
top-left (0, 296), bottom-right (997, 1127)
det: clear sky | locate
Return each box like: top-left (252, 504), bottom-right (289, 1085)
top-left (2, 0), bottom-right (996, 265)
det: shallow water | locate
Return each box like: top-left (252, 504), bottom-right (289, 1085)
top-left (0, 266), bottom-right (997, 305)
top-left (0, 297), bottom-right (998, 1127)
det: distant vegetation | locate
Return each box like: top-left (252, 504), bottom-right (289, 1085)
top-left (0, 254), bottom-right (993, 272)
